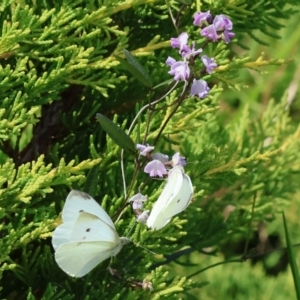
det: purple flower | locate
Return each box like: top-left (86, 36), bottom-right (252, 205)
top-left (190, 79), bottom-right (210, 99)
top-left (223, 30), bottom-right (235, 44)
top-left (152, 152), bottom-right (169, 163)
top-left (201, 55), bottom-right (217, 74)
top-left (129, 193), bottom-right (147, 210)
top-left (181, 42), bottom-right (202, 59)
top-left (193, 11), bottom-right (212, 27)
top-left (170, 32), bottom-right (189, 53)
top-left (200, 24), bottom-right (218, 42)
top-left (166, 56), bottom-right (176, 66)
top-left (200, 15), bottom-right (235, 44)
top-left (136, 144), bottom-right (154, 156)
top-left (168, 60), bottom-right (190, 81)
top-left (144, 160), bottom-right (167, 177)
top-left (137, 210), bottom-right (150, 224)
top-left (172, 152), bottom-right (187, 167)
top-left (213, 15), bottom-right (233, 31)
top-left (213, 15), bottom-right (235, 44)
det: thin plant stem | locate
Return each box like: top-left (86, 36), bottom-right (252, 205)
top-left (186, 242), bottom-right (300, 280)
top-left (153, 79), bottom-right (192, 145)
top-left (120, 81), bottom-right (178, 199)
top-left (187, 258), bottom-right (242, 279)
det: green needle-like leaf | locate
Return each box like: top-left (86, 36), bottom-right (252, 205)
top-left (96, 113), bottom-right (136, 154)
top-left (115, 49), bottom-right (153, 87)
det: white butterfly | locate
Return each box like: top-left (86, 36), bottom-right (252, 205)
top-left (146, 166), bottom-right (193, 230)
top-left (52, 190), bottom-right (130, 278)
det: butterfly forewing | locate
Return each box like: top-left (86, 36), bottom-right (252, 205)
top-left (62, 190), bottom-right (115, 228)
top-left (69, 212), bottom-right (120, 244)
top-left (162, 173), bottom-right (193, 219)
top-left (147, 166), bottom-right (184, 230)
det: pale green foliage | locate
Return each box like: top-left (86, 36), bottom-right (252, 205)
top-left (0, 156), bottom-right (101, 278)
top-left (0, 0), bottom-right (300, 299)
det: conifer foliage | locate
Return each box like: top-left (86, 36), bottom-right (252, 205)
top-left (0, 1), bottom-right (299, 299)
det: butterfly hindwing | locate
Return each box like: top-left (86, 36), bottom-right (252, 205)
top-left (55, 241), bottom-right (122, 278)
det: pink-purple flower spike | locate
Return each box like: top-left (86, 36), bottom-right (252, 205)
top-left (166, 11), bottom-right (234, 98)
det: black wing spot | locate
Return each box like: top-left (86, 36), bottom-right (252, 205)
top-left (177, 199), bottom-right (180, 203)
top-left (86, 228), bottom-right (91, 232)
top-left (79, 209), bottom-right (84, 212)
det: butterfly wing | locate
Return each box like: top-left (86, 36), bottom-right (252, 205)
top-left (52, 190), bottom-right (115, 250)
top-left (61, 190), bottom-right (115, 227)
top-left (162, 173), bottom-right (193, 219)
top-left (69, 212), bottom-right (120, 244)
top-left (55, 240), bottom-right (123, 278)
top-left (52, 191), bottom-right (127, 277)
top-left (147, 167), bottom-right (184, 230)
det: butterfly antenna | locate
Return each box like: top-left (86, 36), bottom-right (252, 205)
top-left (137, 243), bottom-right (157, 255)
top-left (125, 221), bottom-right (157, 255)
